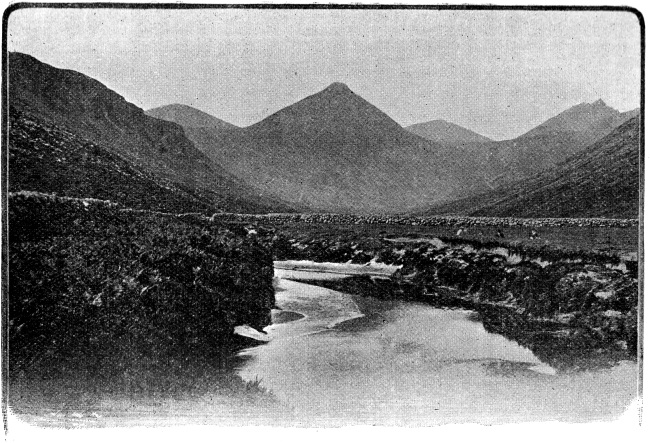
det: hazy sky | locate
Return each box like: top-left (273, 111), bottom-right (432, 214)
top-left (8, 7), bottom-right (641, 140)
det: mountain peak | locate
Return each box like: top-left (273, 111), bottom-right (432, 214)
top-left (324, 82), bottom-right (353, 94)
top-left (520, 98), bottom-right (621, 140)
top-left (251, 79), bottom-right (403, 136)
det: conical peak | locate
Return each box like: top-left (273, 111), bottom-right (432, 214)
top-left (592, 98), bottom-right (607, 107)
top-left (324, 82), bottom-right (353, 94)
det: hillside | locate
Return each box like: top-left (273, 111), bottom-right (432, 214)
top-left (470, 100), bottom-right (640, 187)
top-left (145, 104), bottom-right (238, 130)
top-left (421, 116), bottom-right (640, 219)
top-left (178, 83), bottom-right (496, 213)
top-left (8, 109), bottom-right (285, 213)
top-left (405, 119), bottom-right (493, 144)
top-left (520, 100), bottom-right (635, 140)
top-left (8, 52), bottom-right (296, 213)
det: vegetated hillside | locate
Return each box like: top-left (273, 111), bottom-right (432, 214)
top-left (8, 109), bottom-right (278, 213)
top-left (405, 119), bottom-right (493, 144)
top-left (8, 52), bottom-right (297, 214)
top-left (146, 103), bottom-right (238, 130)
top-left (467, 100), bottom-right (640, 188)
top-left (422, 116), bottom-right (640, 219)
top-left (179, 82), bottom-right (498, 213)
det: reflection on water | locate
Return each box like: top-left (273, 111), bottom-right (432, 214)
top-left (235, 268), bottom-right (637, 425)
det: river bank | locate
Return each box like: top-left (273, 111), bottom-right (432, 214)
top-left (8, 193), bottom-right (282, 427)
top-left (258, 224), bottom-right (638, 371)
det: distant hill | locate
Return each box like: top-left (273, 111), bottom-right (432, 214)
top-left (520, 99), bottom-right (634, 139)
top-left (420, 116), bottom-right (640, 219)
top-left (405, 120), bottom-right (493, 144)
top-left (8, 52), bottom-right (296, 213)
top-left (178, 82), bottom-right (496, 213)
top-left (470, 100), bottom-right (640, 187)
top-left (145, 104), bottom-right (238, 130)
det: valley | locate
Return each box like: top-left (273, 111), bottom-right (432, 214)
top-left (6, 47), bottom-right (640, 427)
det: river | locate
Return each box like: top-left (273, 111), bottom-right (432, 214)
top-left (235, 265), bottom-right (637, 426)
top-left (9, 264), bottom-right (637, 428)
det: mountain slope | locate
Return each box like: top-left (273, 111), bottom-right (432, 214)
top-left (179, 82), bottom-right (494, 213)
top-left (8, 52), bottom-right (296, 213)
top-left (520, 99), bottom-right (632, 139)
top-left (470, 100), bottom-right (639, 187)
top-left (145, 104), bottom-right (238, 130)
top-left (405, 120), bottom-right (493, 144)
top-left (421, 116), bottom-right (640, 218)
top-left (8, 109), bottom-right (284, 213)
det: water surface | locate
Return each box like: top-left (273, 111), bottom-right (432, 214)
top-left (10, 265), bottom-right (636, 427)
top-left (236, 267), bottom-right (637, 426)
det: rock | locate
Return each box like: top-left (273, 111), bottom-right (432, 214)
top-left (595, 290), bottom-right (615, 300)
top-left (556, 313), bottom-right (577, 324)
top-left (234, 325), bottom-right (270, 342)
top-left (602, 310), bottom-right (624, 319)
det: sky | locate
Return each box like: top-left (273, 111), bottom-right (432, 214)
top-left (7, 7), bottom-right (641, 140)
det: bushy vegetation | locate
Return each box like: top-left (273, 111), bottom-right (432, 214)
top-left (9, 193), bottom-right (275, 376)
top-left (435, 236), bottom-right (622, 265)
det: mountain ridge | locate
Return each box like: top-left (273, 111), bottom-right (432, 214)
top-left (146, 103), bottom-right (238, 130)
top-left (452, 98), bottom-right (639, 188)
top-left (520, 99), bottom-right (630, 139)
top-left (405, 119), bottom-right (493, 144)
top-left (420, 116), bottom-right (640, 218)
top-left (8, 51), bottom-right (298, 214)
top-left (12, 51), bottom-right (639, 217)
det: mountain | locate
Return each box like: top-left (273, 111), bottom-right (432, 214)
top-left (472, 100), bottom-right (639, 187)
top-left (17, 50), bottom-right (634, 216)
top-left (145, 104), bottom-right (238, 130)
top-left (405, 120), bottom-right (493, 144)
top-left (520, 99), bottom-right (632, 139)
top-left (420, 116), bottom-right (640, 219)
top-left (9, 109), bottom-right (219, 213)
top-left (177, 82), bottom-right (495, 213)
top-left (8, 52), bottom-right (296, 213)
